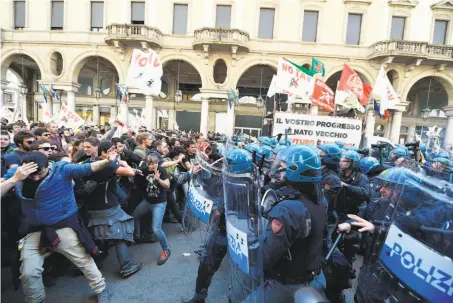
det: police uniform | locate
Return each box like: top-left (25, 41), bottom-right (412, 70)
top-left (261, 186), bottom-right (327, 303)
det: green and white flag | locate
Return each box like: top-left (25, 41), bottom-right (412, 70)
top-left (311, 57), bottom-right (325, 76)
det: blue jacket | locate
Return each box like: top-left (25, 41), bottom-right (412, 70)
top-left (7, 161), bottom-right (93, 228)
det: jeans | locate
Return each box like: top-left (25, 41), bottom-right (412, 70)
top-left (132, 200), bottom-right (169, 251)
top-left (19, 228), bottom-right (105, 303)
top-left (114, 240), bottom-right (132, 270)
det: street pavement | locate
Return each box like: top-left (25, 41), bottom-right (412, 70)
top-left (1, 222), bottom-right (359, 303)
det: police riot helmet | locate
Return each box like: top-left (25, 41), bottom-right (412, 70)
top-left (244, 143), bottom-right (264, 161)
top-left (319, 143), bottom-right (342, 166)
top-left (359, 156), bottom-right (380, 175)
top-left (432, 157), bottom-right (452, 171)
top-left (334, 141), bottom-right (345, 149)
top-left (279, 138), bottom-right (292, 146)
top-left (260, 145), bottom-right (273, 160)
top-left (389, 147), bottom-right (408, 160)
top-left (272, 145), bottom-right (322, 183)
top-left (341, 150), bottom-right (360, 170)
top-left (343, 145), bottom-right (358, 152)
top-left (436, 151), bottom-right (450, 160)
top-left (306, 144), bottom-right (321, 155)
top-left (376, 167), bottom-right (423, 186)
top-left (226, 148), bottom-right (253, 174)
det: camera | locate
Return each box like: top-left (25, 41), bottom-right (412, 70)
top-left (405, 141), bottom-right (420, 150)
top-left (357, 148), bottom-right (369, 156)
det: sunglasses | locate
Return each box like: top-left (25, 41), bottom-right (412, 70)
top-left (42, 133), bottom-right (51, 137)
top-left (39, 146), bottom-right (57, 151)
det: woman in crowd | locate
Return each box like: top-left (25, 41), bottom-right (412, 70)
top-left (132, 154), bottom-right (172, 265)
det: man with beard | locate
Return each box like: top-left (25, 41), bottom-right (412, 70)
top-left (4, 131), bottom-right (35, 169)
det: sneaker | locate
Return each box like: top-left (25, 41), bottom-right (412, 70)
top-left (120, 262), bottom-right (143, 278)
top-left (97, 289), bottom-right (109, 303)
top-left (157, 250), bottom-right (171, 265)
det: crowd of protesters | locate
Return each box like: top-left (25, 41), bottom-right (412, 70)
top-left (1, 118), bottom-right (222, 303)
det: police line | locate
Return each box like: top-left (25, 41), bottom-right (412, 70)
top-left (272, 112), bottom-right (362, 146)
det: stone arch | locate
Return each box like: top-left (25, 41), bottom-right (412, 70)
top-left (231, 58), bottom-right (278, 88)
top-left (324, 64), bottom-right (375, 85)
top-left (160, 54), bottom-right (207, 88)
top-left (1, 49), bottom-right (46, 80)
top-left (69, 50), bottom-right (125, 84)
top-left (401, 70), bottom-right (453, 106)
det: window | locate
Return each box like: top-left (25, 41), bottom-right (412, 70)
top-left (216, 5), bottom-right (231, 29)
top-left (302, 11), bottom-right (318, 42)
top-left (131, 2), bottom-right (145, 25)
top-left (14, 1), bottom-right (25, 29)
top-left (390, 16), bottom-right (405, 40)
top-left (51, 1), bottom-right (64, 30)
top-left (173, 4), bottom-right (188, 35)
top-left (91, 2), bottom-right (104, 31)
top-left (258, 8), bottom-right (275, 39)
top-left (346, 13), bottom-right (362, 45)
top-left (433, 20), bottom-right (448, 45)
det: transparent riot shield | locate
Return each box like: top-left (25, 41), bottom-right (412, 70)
top-left (182, 151), bottom-right (224, 241)
top-left (223, 157), bottom-right (264, 303)
top-left (424, 163), bottom-right (453, 184)
top-left (355, 176), bottom-right (453, 303)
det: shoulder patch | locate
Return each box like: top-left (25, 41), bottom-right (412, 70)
top-left (271, 219), bottom-right (283, 233)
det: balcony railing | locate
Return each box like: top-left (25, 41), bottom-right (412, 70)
top-left (369, 40), bottom-right (453, 61)
top-left (105, 24), bottom-right (163, 48)
top-left (193, 28), bottom-right (250, 51)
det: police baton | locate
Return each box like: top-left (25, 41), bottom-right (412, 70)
top-left (324, 233), bottom-right (344, 262)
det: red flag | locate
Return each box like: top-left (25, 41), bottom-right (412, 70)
top-left (361, 82), bottom-right (373, 106)
top-left (337, 64), bottom-right (364, 101)
top-left (312, 78), bottom-right (335, 112)
top-left (383, 109), bottom-right (390, 120)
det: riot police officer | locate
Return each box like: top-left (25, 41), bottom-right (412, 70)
top-left (359, 156), bottom-right (386, 199)
top-left (336, 150), bottom-right (370, 222)
top-left (261, 145), bottom-right (327, 302)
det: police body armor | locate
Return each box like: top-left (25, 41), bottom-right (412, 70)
top-left (223, 156), bottom-right (264, 302)
top-left (355, 176), bottom-right (453, 303)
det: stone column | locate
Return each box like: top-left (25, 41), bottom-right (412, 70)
top-left (168, 109), bottom-right (176, 131)
top-left (119, 103), bottom-right (128, 126)
top-left (443, 106), bottom-right (453, 149)
top-left (144, 95), bottom-right (154, 130)
top-left (310, 105), bottom-right (318, 116)
top-left (389, 101), bottom-right (410, 144)
top-left (389, 110), bottom-right (403, 144)
top-left (111, 105), bottom-right (117, 119)
top-left (20, 94), bottom-right (27, 121)
top-left (226, 103), bottom-right (235, 137)
top-left (93, 104), bottom-right (100, 125)
top-left (365, 107), bottom-right (376, 138)
top-left (200, 97), bottom-right (209, 136)
top-left (66, 91), bottom-right (76, 112)
top-left (0, 80), bottom-right (8, 107)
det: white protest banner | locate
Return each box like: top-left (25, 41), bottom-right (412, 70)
top-left (42, 109), bottom-right (54, 123)
top-left (272, 112), bottom-right (362, 146)
top-left (276, 58), bottom-right (314, 101)
top-left (126, 49), bottom-right (163, 96)
top-left (56, 103), bottom-right (85, 129)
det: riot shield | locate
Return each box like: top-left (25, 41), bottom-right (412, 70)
top-left (182, 151), bottom-right (224, 240)
top-left (355, 176), bottom-right (453, 303)
top-left (223, 156), bottom-right (264, 303)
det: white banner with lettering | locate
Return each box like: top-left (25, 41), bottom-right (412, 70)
top-left (272, 112), bottom-right (362, 146)
top-left (56, 103), bottom-right (85, 129)
top-left (126, 49), bottom-right (163, 96)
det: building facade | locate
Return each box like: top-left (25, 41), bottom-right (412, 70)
top-left (1, 0), bottom-right (453, 146)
